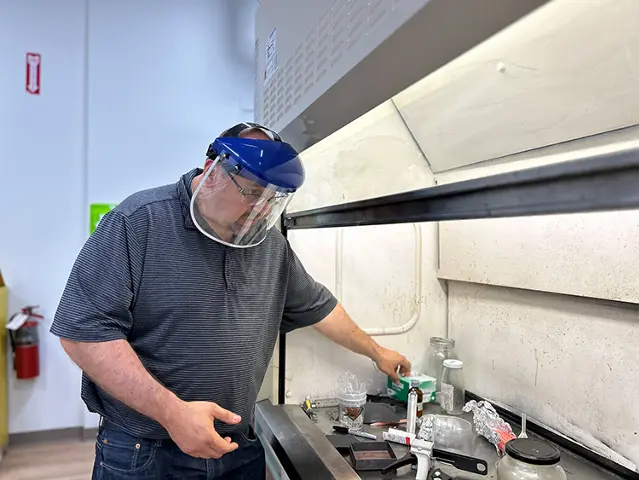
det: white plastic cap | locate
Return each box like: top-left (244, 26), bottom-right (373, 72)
top-left (443, 359), bottom-right (463, 369)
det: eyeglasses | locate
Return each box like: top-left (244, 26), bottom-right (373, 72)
top-left (221, 159), bottom-right (286, 205)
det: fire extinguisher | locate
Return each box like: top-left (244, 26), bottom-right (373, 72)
top-left (7, 305), bottom-right (41, 379)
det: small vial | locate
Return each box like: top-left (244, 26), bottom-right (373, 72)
top-left (408, 379), bottom-right (423, 418)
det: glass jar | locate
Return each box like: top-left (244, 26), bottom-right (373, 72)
top-left (440, 359), bottom-right (465, 415)
top-left (497, 438), bottom-right (567, 480)
top-left (337, 391), bottom-right (367, 431)
top-left (425, 337), bottom-right (456, 396)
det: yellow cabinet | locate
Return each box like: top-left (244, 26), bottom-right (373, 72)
top-left (0, 272), bottom-right (7, 453)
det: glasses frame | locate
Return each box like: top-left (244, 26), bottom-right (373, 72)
top-left (219, 155), bottom-right (286, 206)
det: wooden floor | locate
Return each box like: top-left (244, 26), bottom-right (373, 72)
top-left (0, 441), bottom-right (94, 480)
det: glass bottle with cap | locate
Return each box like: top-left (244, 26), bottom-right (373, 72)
top-left (408, 379), bottom-right (423, 418)
top-left (425, 337), bottom-right (456, 399)
top-left (440, 359), bottom-right (465, 415)
top-left (496, 438), bottom-right (567, 479)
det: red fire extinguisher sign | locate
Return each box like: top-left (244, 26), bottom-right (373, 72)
top-left (26, 52), bottom-right (41, 95)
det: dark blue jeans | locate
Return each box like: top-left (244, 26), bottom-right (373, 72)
top-left (92, 420), bottom-right (265, 479)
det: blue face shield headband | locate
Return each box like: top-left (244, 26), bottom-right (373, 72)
top-left (190, 136), bottom-right (305, 248)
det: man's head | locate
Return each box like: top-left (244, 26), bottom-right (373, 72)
top-left (200, 126), bottom-right (273, 179)
top-left (190, 122), bottom-right (304, 248)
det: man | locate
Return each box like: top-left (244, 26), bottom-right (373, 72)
top-left (51, 122), bottom-right (411, 479)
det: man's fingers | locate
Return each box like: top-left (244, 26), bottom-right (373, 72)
top-left (388, 366), bottom-right (400, 382)
top-left (210, 403), bottom-right (242, 425)
top-left (209, 430), bottom-right (239, 455)
top-left (399, 357), bottom-right (411, 376)
top-left (201, 402), bottom-right (240, 458)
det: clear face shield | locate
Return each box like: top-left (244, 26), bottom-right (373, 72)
top-left (190, 136), bottom-right (304, 248)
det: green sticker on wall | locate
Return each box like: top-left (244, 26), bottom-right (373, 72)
top-left (89, 203), bottom-right (117, 234)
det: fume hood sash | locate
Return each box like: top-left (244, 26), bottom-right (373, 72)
top-left (284, 148), bottom-right (639, 229)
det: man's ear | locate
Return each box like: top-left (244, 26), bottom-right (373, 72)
top-left (203, 157), bottom-right (215, 172)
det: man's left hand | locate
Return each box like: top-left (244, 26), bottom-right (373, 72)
top-left (375, 347), bottom-right (411, 382)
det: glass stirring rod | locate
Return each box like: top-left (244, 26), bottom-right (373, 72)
top-left (518, 413), bottom-right (528, 438)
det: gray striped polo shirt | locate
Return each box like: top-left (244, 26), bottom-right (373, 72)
top-left (50, 168), bottom-right (337, 439)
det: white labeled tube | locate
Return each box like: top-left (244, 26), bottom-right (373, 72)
top-left (383, 428), bottom-right (416, 445)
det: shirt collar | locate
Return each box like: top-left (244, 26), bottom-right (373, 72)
top-left (177, 168), bottom-right (202, 230)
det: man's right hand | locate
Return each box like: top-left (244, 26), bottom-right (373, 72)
top-left (58, 339), bottom-right (243, 459)
top-left (163, 400), bottom-right (242, 459)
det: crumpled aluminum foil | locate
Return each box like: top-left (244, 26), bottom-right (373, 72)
top-left (463, 400), bottom-right (516, 453)
top-left (418, 413), bottom-right (435, 441)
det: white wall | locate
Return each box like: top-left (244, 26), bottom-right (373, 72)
top-left (87, 0), bottom-right (257, 203)
top-left (0, 0), bottom-right (257, 434)
top-left (448, 282), bottom-right (639, 470)
top-left (432, 137), bottom-right (639, 470)
top-left (0, 0), bottom-right (88, 435)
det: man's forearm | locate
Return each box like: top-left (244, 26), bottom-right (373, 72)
top-left (60, 338), bottom-right (182, 427)
top-left (313, 303), bottom-right (382, 362)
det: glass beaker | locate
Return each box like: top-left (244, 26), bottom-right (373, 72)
top-left (433, 415), bottom-right (473, 452)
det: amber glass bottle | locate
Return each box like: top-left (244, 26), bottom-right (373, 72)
top-left (409, 379), bottom-right (423, 418)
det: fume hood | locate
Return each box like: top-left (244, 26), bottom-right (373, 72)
top-left (254, 0), bottom-right (639, 478)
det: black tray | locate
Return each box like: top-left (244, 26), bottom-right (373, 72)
top-left (349, 441), bottom-right (397, 471)
top-left (326, 434), bottom-right (360, 454)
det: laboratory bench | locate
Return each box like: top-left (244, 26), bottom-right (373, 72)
top-left (253, 398), bottom-right (635, 480)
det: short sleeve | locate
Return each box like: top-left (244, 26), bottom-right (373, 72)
top-left (281, 242), bottom-right (338, 334)
top-left (50, 210), bottom-right (143, 342)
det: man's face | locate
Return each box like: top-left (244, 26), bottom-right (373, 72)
top-left (196, 130), bottom-right (275, 241)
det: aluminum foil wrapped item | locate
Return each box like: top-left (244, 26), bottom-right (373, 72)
top-left (463, 400), bottom-right (516, 453)
top-left (418, 414), bottom-right (435, 440)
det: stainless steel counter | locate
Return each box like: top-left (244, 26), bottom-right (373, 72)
top-left (255, 399), bottom-right (630, 480)
top-left (311, 404), bottom-right (496, 479)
